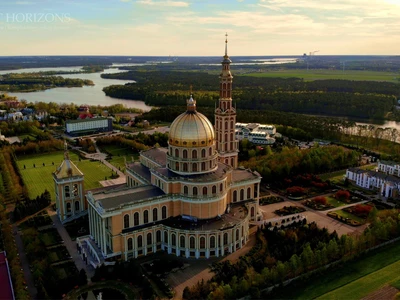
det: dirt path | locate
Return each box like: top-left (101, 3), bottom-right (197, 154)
top-left (361, 285), bottom-right (399, 300)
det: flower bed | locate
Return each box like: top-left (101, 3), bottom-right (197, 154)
top-left (259, 196), bottom-right (284, 206)
top-left (274, 206), bottom-right (306, 216)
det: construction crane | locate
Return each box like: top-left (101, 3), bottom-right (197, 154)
top-left (306, 50), bottom-right (320, 71)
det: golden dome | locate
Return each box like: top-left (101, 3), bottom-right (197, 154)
top-left (169, 97), bottom-right (215, 148)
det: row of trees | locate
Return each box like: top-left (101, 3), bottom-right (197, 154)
top-left (13, 190), bottom-right (51, 221)
top-left (242, 145), bottom-right (359, 182)
top-left (183, 209), bottom-right (400, 299)
top-left (0, 149), bottom-right (27, 204)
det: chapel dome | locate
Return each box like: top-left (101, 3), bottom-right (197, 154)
top-left (168, 96), bottom-right (215, 148)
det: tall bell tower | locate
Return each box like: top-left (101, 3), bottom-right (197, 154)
top-left (215, 34), bottom-right (238, 168)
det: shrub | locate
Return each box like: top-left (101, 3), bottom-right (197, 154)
top-left (286, 186), bottom-right (307, 197)
top-left (313, 196), bottom-right (327, 205)
top-left (335, 190), bottom-right (350, 200)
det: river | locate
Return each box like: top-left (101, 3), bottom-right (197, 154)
top-left (0, 65), bottom-right (153, 111)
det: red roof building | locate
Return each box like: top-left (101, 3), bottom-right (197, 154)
top-left (0, 251), bottom-right (15, 300)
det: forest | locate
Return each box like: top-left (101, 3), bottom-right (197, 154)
top-left (0, 73), bottom-right (94, 92)
top-left (102, 70), bottom-right (398, 120)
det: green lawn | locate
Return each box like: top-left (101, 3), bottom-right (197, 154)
top-left (16, 151), bottom-right (114, 200)
top-left (326, 196), bottom-right (346, 208)
top-left (319, 170), bottom-right (346, 182)
top-left (334, 209), bottom-right (366, 224)
top-left (273, 240), bottom-right (400, 299)
top-left (99, 144), bottom-right (139, 172)
top-left (243, 69), bottom-right (399, 82)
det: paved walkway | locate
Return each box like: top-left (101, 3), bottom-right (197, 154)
top-left (47, 209), bottom-right (95, 279)
top-left (79, 140), bottom-right (126, 187)
top-left (13, 224), bottom-right (37, 298)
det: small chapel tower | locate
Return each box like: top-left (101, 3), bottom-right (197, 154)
top-left (215, 33), bottom-right (239, 168)
top-left (53, 141), bottom-right (86, 223)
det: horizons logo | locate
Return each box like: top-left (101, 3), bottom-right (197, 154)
top-left (0, 13), bottom-right (71, 23)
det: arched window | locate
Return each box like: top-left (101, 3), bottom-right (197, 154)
top-left (192, 150), bottom-right (197, 159)
top-left (183, 163), bottom-right (188, 172)
top-left (124, 214), bottom-right (130, 229)
top-left (210, 236), bottom-right (216, 248)
top-left (156, 230), bottom-right (161, 243)
top-left (247, 187), bottom-right (251, 199)
top-left (200, 237), bottom-right (206, 249)
top-left (64, 186), bottom-right (70, 198)
top-left (75, 201), bottom-right (80, 212)
top-left (171, 233), bottom-right (176, 246)
top-left (175, 162), bottom-right (179, 171)
top-left (233, 190), bottom-right (237, 202)
top-left (209, 147), bottom-right (212, 156)
top-left (201, 149), bottom-right (206, 158)
top-left (220, 183), bottom-right (223, 192)
top-left (225, 121), bottom-right (228, 130)
top-left (224, 233), bottom-right (228, 245)
top-left (66, 202), bottom-right (71, 213)
top-left (236, 229), bottom-right (240, 241)
top-left (137, 235), bottom-right (143, 248)
top-left (143, 210), bottom-right (149, 224)
top-left (180, 235), bottom-right (185, 248)
top-left (162, 206), bottom-right (167, 219)
top-left (230, 133), bottom-right (234, 141)
top-left (192, 163), bottom-right (197, 172)
top-left (240, 189), bottom-right (244, 201)
top-left (201, 162), bottom-right (206, 171)
top-left (184, 186), bottom-right (188, 194)
top-left (251, 207), bottom-right (255, 217)
top-left (134, 212), bottom-right (139, 226)
top-left (193, 187), bottom-right (198, 195)
top-left (203, 187), bottom-right (207, 195)
top-left (153, 208), bottom-right (158, 222)
top-left (183, 149), bottom-right (187, 158)
top-left (127, 238), bottom-right (133, 251)
top-left (164, 231), bottom-right (168, 243)
top-left (230, 120), bottom-right (234, 128)
top-left (175, 148), bottom-right (179, 157)
top-left (147, 233), bottom-right (152, 245)
top-left (190, 236), bottom-right (195, 248)
top-left (225, 133), bottom-right (228, 141)
top-left (212, 185), bottom-right (216, 194)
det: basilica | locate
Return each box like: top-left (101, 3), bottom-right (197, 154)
top-left (55, 37), bottom-right (262, 266)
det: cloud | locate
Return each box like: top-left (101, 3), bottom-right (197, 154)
top-left (136, 0), bottom-right (189, 7)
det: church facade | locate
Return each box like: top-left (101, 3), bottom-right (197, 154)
top-left (77, 38), bottom-right (262, 266)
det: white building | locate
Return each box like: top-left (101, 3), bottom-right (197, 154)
top-left (65, 117), bottom-right (112, 136)
top-left (377, 160), bottom-right (400, 177)
top-left (346, 167), bottom-right (400, 198)
top-left (235, 123), bottom-right (279, 145)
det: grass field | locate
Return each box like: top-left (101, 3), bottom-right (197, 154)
top-left (334, 209), bottom-right (366, 223)
top-left (243, 69), bottom-right (399, 82)
top-left (16, 151), bottom-right (114, 200)
top-left (273, 240), bottom-right (400, 299)
top-left (319, 170), bottom-right (346, 182)
top-left (326, 196), bottom-right (346, 208)
top-left (99, 144), bottom-right (139, 172)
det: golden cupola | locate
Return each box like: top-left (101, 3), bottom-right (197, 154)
top-left (167, 95), bottom-right (218, 175)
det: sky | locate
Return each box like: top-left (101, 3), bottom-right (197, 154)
top-left (0, 0), bottom-right (399, 56)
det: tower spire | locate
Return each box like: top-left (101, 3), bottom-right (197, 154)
top-left (225, 32), bottom-right (228, 57)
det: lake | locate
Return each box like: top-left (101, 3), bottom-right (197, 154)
top-left (0, 65), bottom-right (153, 111)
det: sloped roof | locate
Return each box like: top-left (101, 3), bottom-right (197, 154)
top-left (53, 155), bottom-right (83, 179)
